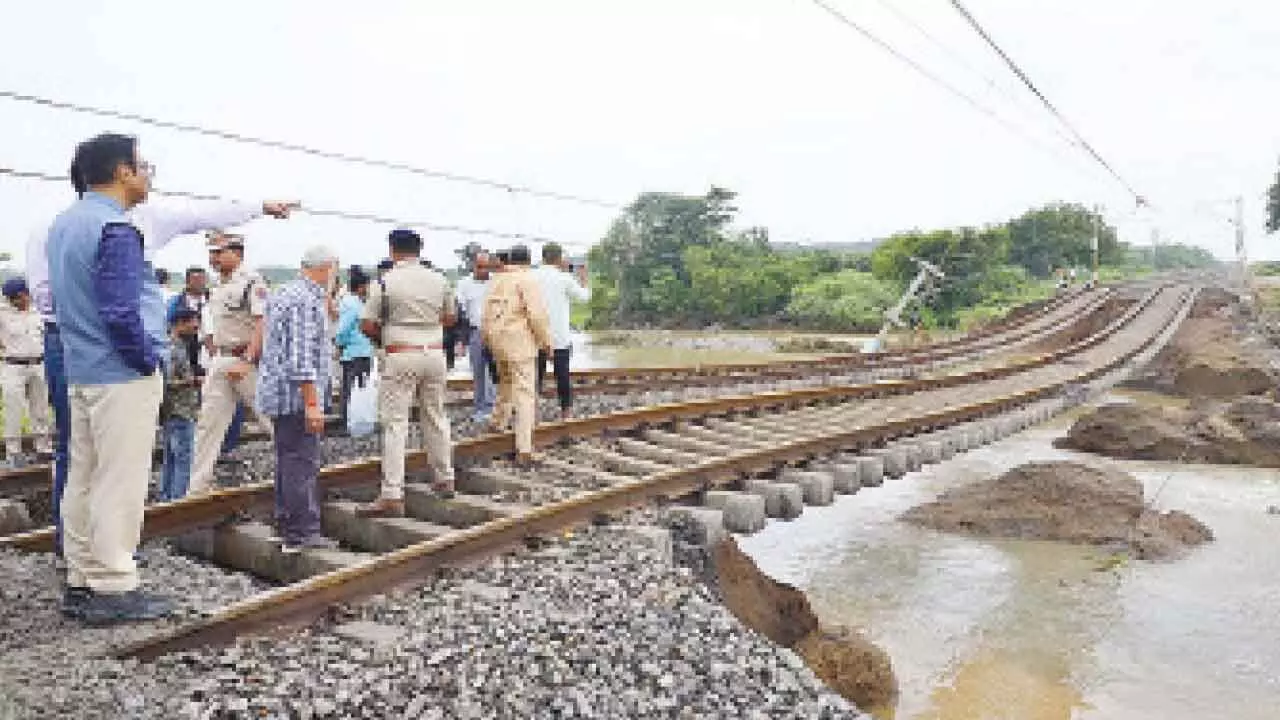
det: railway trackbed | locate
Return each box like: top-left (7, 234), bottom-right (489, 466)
top-left (0, 287), bottom-right (1111, 501)
top-left (0, 282), bottom-right (1193, 661)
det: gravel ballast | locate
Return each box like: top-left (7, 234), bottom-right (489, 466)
top-left (0, 528), bottom-right (867, 719)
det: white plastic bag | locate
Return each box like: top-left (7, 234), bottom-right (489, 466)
top-left (346, 357), bottom-right (378, 437)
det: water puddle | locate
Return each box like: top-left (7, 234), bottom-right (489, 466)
top-left (739, 401), bottom-right (1280, 720)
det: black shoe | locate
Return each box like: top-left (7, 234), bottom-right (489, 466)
top-left (79, 589), bottom-right (175, 626)
top-left (60, 586), bottom-right (91, 619)
top-left (282, 536), bottom-right (338, 553)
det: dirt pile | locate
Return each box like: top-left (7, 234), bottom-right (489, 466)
top-left (900, 461), bottom-right (1213, 561)
top-left (1125, 288), bottom-right (1275, 398)
top-left (710, 538), bottom-right (899, 712)
top-left (1055, 399), bottom-right (1280, 467)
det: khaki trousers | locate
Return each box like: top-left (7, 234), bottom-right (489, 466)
top-left (493, 356), bottom-right (536, 455)
top-left (63, 373), bottom-right (163, 592)
top-left (2, 363), bottom-right (50, 455)
top-left (190, 355), bottom-right (270, 494)
top-left (379, 350), bottom-right (452, 500)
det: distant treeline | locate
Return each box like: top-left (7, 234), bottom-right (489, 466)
top-left (584, 187), bottom-right (1216, 331)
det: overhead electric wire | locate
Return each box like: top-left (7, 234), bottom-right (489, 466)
top-left (945, 0), bottom-right (1144, 204)
top-left (868, 0), bottom-right (1084, 152)
top-left (804, 0), bottom-right (1098, 174)
top-left (0, 89), bottom-right (624, 210)
top-left (0, 166), bottom-right (558, 243)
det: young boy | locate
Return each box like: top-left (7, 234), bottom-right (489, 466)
top-left (159, 309), bottom-right (202, 501)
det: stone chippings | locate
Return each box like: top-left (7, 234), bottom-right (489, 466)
top-left (0, 529), bottom-right (867, 720)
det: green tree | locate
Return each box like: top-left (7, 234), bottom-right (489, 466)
top-left (1007, 203), bottom-right (1119, 277)
top-left (785, 270), bottom-right (897, 330)
top-left (588, 187), bottom-right (738, 323)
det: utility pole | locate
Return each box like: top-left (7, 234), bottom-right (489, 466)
top-left (1233, 195), bottom-right (1247, 290)
top-left (1091, 204), bottom-right (1101, 287)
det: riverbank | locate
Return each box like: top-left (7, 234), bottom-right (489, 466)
top-left (738, 401), bottom-right (1280, 719)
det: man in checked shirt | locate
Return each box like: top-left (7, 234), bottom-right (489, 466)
top-left (255, 245), bottom-right (341, 551)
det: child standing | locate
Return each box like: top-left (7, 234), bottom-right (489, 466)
top-left (160, 309), bottom-right (202, 501)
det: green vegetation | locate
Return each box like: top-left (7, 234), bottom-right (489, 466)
top-left (584, 189), bottom-right (1215, 332)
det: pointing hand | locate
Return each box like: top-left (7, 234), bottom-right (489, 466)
top-left (262, 201), bottom-right (301, 219)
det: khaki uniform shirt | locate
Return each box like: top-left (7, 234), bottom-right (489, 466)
top-left (0, 305), bottom-right (44, 359)
top-left (482, 267), bottom-right (551, 360)
top-left (362, 260), bottom-right (454, 346)
top-left (209, 267), bottom-right (267, 350)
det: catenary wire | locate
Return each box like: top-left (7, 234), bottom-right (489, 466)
top-left (945, 0), bottom-right (1144, 204)
top-left (0, 166), bottom-right (559, 243)
top-left (804, 0), bottom-right (1100, 176)
top-left (0, 89), bottom-right (624, 210)
top-left (869, 0), bottom-right (1085, 153)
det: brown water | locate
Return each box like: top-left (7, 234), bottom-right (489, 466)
top-left (738, 399), bottom-right (1280, 720)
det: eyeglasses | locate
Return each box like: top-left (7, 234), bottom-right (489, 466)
top-left (134, 160), bottom-right (156, 179)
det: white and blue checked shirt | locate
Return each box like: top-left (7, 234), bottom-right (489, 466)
top-left (255, 276), bottom-right (331, 418)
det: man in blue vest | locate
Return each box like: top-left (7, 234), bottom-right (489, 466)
top-left (46, 133), bottom-right (169, 624)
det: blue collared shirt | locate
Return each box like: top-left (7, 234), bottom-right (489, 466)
top-left (335, 293), bottom-right (373, 361)
top-left (255, 276), bottom-right (331, 418)
top-left (47, 192), bottom-right (161, 384)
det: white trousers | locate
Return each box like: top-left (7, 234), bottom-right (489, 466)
top-left (63, 373), bottom-right (163, 592)
top-left (189, 355), bottom-right (270, 495)
top-left (2, 363), bottom-right (50, 455)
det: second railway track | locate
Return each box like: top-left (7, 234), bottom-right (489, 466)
top-left (0, 281), bottom-right (1194, 661)
top-left (0, 286), bottom-right (1115, 501)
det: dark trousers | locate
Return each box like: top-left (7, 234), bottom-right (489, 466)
top-left (272, 413), bottom-right (321, 544)
top-left (338, 356), bottom-right (373, 423)
top-left (443, 326), bottom-right (458, 371)
top-left (221, 403), bottom-right (244, 457)
top-left (536, 347), bottom-right (572, 410)
top-left (43, 324), bottom-right (69, 554)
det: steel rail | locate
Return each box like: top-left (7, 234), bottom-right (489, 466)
top-left (112, 284), bottom-right (1188, 660)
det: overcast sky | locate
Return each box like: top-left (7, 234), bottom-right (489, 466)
top-left (2, 0), bottom-right (1277, 275)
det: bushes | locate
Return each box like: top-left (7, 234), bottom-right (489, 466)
top-left (784, 271), bottom-right (897, 331)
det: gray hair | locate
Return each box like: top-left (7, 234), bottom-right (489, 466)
top-left (300, 244), bottom-right (339, 268)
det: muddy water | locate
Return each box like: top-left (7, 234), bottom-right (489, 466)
top-left (738, 398), bottom-right (1280, 720)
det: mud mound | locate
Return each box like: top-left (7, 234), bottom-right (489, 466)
top-left (1057, 399), bottom-right (1280, 467)
top-left (1126, 291), bottom-right (1275, 398)
top-left (795, 627), bottom-right (898, 714)
top-left (710, 538), bottom-right (899, 710)
top-left (900, 461), bottom-right (1212, 560)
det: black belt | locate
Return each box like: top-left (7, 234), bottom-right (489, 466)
top-left (6, 357), bottom-right (43, 365)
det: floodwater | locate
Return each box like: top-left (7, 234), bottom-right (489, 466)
top-left (738, 396), bottom-right (1280, 720)
top-left (447, 330), bottom-right (856, 378)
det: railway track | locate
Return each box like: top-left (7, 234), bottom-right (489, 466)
top-left (0, 287), bottom-right (1110, 502)
top-left (0, 281), bottom-right (1192, 661)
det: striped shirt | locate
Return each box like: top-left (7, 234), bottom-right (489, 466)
top-left (255, 276), bottom-right (330, 418)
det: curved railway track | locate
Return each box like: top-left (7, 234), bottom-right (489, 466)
top-left (0, 288), bottom-right (1108, 500)
top-left (0, 281), bottom-right (1193, 661)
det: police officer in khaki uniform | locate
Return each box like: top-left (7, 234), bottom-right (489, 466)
top-left (0, 277), bottom-right (51, 467)
top-left (357, 229), bottom-right (456, 517)
top-left (483, 244), bottom-right (551, 468)
top-left (188, 231), bottom-right (270, 495)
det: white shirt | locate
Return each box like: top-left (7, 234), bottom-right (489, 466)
top-left (532, 264), bottom-right (590, 350)
top-left (455, 274), bottom-right (490, 331)
top-left (26, 198), bottom-right (261, 323)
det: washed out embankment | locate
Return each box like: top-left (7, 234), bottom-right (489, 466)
top-left (900, 461), bottom-right (1213, 561)
top-left (708, 537), bottom-right (899, 713)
